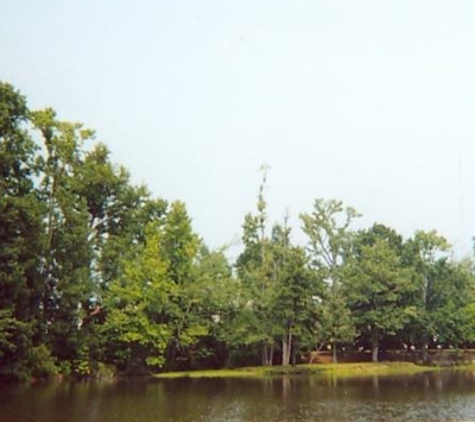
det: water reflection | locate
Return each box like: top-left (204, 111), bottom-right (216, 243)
top-left (1, 371), bottom-right (475, 422)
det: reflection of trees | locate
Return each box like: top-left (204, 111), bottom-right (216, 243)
top-left (282, 376), bottom-right (291, 401)
top-left (3, 373), bottom-right (475, 422)
top-left (371, 375), bottom-right (379, 390)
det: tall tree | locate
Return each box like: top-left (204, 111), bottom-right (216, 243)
top-left (0, 82), bottom-right (45, 378)
top-left (272, 237), bottom-right (321, 366)
top-left (104, 201), bottom-right (209, 372)
top-left (31, 108), bottom-right (95, 369)
top-left (159, 201), bottom-right (205, 369)
top-left (235, 167), bottom-right (278, 366)
top-left (344, 229), bottom-right (416, 362)
top-left (300, 199), bottom-right (359, 362)
top-left (104, 222), bottom-right (175, 370)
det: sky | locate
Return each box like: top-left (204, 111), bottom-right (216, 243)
top-left (2, 1), bottom-right (475, 259)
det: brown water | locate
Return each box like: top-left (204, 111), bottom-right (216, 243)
top-left (1, 370), bottom-right (475, 421)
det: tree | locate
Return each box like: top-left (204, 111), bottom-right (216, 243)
top-left (0, 82), bottom-right (46, 378)
top-left (234, 215), bottom-right (277, 365)
top-left (184, 245), bottom-right (234, 369)
top-left (300, 199), bottom-right (359, 362)
top-left (104, 200), bottom-right (211, 372)
top-left (405, 230), bottom-right (450, 350)
top-left (404, 231), bottom-right (475, 351)
top-left (234, 167), bottom-right (281, 366)
top-left (344, 232), bottom-right (416, 362)
top-left (272, 240), bottom-right (321, 366)
top-left (431, 259), bottom-right (475, 347)
top-left (30, 108), bottom-right (97, 372)
top-left (104, 222), bottom-right (175, 370)
top-left (158, 201), bottom-right (206, 369)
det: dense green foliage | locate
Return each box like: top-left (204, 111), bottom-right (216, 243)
top-left (1, 82), bottom-right (475, 379)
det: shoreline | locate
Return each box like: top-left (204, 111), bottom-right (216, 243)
top-left (153, 362), bottom-right (459, 379)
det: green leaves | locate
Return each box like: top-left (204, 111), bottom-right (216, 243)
top-left (104, 220), bottom-right (173, 367)
top-left (4, 80), bottom-right (475, 377)
top-left (340, 228), bottom-right (407, 359)
top-left (300, 199), bottom-right (360, 361)
top-left (103, 202), bottom-right (216, 371)
top-left (301, 198), bottom-right (360, 270)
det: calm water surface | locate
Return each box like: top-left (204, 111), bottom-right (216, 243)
top-left (1, 370), bottom-right (475, 421)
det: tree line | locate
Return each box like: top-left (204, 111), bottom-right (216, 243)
top-left (1, 81), bottom-right (475, 380)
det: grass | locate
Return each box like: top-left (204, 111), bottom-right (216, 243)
top-left (315, 362), bottom-right (440, 377)
top-left (450, 362), bottom-right (475, 371)
top-left (153, 362), bottom-right (442, 379)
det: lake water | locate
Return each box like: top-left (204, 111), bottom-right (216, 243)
top-left (1, 370), bottom-right (475, 421)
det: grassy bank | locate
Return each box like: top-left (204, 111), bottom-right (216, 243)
top-left (154, 362), bottom-right (444, 379)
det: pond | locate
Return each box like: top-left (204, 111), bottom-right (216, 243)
top-left (1, 370), bottom-right (475, 421)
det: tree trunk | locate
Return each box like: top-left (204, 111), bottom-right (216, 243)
top-left (371, 329), bottom-right (379, 362)
top-left (332, 343), bottom-right (338, 363)
top-left (262, 344), bottom-right (274, 366)
top-left (282, 337), bottom-right (289, 366)
top-left (282, 331), bottom-right (292, 366)
top-left (291, 341), bottom-right (297, 366)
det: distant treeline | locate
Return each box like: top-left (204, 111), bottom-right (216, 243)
top-left (1, 81), bottom-right (475, 380)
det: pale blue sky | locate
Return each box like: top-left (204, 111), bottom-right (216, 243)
top-left (2, 1), bottom-right (475, 258)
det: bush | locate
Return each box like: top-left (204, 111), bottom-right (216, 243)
top-left (28, 345), bottom-right (59, 378)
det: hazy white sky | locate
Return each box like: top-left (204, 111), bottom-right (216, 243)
top-left (2, 1), bottom-right (475, 258)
